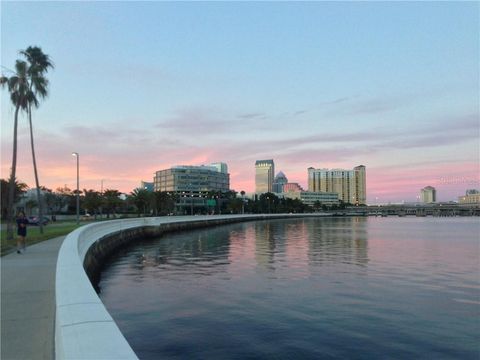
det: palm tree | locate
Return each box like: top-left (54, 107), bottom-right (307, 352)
top-left (0, 178), bottom-right (28, 220)
top-left (20, 46), bottom-right (54, 234)
top-left (1, 60), bottom-right (32, 240)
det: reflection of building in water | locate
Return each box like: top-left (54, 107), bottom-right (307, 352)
top-left (284, 220), bottom-right (310, 278)
top-left (133, 228), bottom-right (232, 275)
top-left (254, 222), bottom-right (277, 271)
top-left (228, 224), bottom-right (257, 277)
top-left (306, 217), bottom-right (369, 268)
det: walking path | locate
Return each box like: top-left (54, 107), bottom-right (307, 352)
top-left (1, 236), bottom-right (65, 360)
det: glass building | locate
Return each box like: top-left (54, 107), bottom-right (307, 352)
top-left (255, 159), bottom-right (275, 194)
top-left (273, 171), bottom-right (288, 193)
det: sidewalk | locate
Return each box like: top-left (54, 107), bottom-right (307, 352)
top-left (1, 236), bottom-right (65, 360)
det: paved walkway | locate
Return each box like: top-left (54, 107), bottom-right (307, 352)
top-left (1, 236), bottom-right (65, 360)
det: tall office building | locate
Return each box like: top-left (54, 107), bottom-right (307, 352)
top-left (273, 171), bottom-right (288, 193)
top-left (308, 165), bottom-right (367, 205)
top-left (420, 186), bottom-right (436, 203)
top-left (255, 159), bottom-right (275, 194)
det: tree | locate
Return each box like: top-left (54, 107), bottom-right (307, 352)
top-left (1, 60), bottom-right (32, 240)
top-left (153, 191), bottom-right (176, 216)
top-left (83, 189), bottom-right (102, 219)
top-left (0, 179), bottom-right (28, 220)
top-left (25, 199), bottom-right (38, 216)
top-left (130, 188), bottom-right (152, 216)
top-left (102, 189), bottom-right (122, 218)
top-left (55, 186), bottom-right (76, 214)
top-left (240, 190), bottom-right (246, 214)
top-left (20, 46), bottom-right (54, 234)
top-left (259, 192), bottom-right (279, 213)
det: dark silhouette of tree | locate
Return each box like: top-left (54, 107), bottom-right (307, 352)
top-left (0, 179), bottom-right (28, 220)
top-left (83, 189), bottom-right (102, 219)
top-left (102, 189), bottom-right (122, 218)
top-left (130, 188), bottom-right (152, 216)
top-left (1, 60), bottom-right (31, 240)
top-left (21, 46), bottom-right (54, 234)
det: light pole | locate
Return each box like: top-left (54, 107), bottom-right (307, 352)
top-left (190, 192), bottom-right (194, 215)
top-left (100, 179), bottom-right (105, 218)
top-left (72, 152), bottom-right (79, 224)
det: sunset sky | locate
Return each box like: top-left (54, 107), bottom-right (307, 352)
top-left (1, 2), bottom-right (478, 203)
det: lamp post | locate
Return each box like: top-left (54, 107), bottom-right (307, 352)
top-left (191, 192), bottom-right (194, 215)
top-left (72, 152), bottom-right (79, 224)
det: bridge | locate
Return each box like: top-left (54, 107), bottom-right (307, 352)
top-left (338, 204), bottom-right (480, 217)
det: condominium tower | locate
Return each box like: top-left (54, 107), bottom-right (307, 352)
top-left (308, 165), bottom-right (367, 205)
top-left (420, 186), bottom-right (436, 203)
top-left (255, 159), bottom-right (275, 194)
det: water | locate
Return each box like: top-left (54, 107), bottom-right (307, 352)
top-left (98, 217), bottom-right (480, 359)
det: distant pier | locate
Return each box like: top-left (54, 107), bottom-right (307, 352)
top-left (342, 204), bottom-right (480, 217)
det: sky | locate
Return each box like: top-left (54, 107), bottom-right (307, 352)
top-left (1, 1), bottom-right (478, 203)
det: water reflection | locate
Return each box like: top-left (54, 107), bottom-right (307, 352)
top-left (99, 217), bottom-right (480, 360)
top-left (127, 218), bottom-right (370, 278)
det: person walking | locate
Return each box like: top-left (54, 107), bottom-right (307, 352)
top-left (16, 211), bottom-right (29, 254)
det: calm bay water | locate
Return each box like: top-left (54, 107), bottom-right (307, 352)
top-left (99, 217), bottom-right (480, 359)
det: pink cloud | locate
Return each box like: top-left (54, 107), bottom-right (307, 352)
top-left (1, 108), bottom-right (478, 202)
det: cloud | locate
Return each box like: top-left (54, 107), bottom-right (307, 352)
top-left (319, 97), bottom-right (350, 106)
top-left (157, 107), bottom-right (229, 134)
top-left (2, 101), bottom-right (477, 199)
top-left (293, 110), bottom-right (307, 116)
top-left (237, 112), bottom-right (267, 120)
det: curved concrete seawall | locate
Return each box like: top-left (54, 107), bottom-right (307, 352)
top-left (55, 214), bottom-right (310, 359)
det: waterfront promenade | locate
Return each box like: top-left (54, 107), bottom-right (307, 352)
top-left (1, 236), bottom-right (65, 360)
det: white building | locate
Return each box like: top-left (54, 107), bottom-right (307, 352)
top-left (282, 191), bottom-right (339, 206)
top-left (420, 186), bottom-right (436, 203)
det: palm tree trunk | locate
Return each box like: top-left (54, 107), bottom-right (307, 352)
top-left (28, 104), bottom-right (44, 234)
top-left (6, 105), bottom-right (20, 241)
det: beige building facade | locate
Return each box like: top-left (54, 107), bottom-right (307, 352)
top-left (308, 165), bottom-right (366, 205)
top-left (458, 189), bottom-right (480, 204)
top-left (420, 186), bottom-right (436, 203)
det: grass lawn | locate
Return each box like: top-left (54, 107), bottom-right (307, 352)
top-left (1, 221), bottom-right (82, 256)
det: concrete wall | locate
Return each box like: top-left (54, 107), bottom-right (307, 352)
top-left (55, 214), bottom-right (307, 359)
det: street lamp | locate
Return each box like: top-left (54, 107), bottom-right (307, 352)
top-left (191, 193), bottom-right (194, 215)
top-left (72, 152), bottom-right (79, 224)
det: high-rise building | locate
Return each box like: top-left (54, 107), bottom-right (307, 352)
top-left (273, 171), bottom-right (288, 193)
top-left (308, 165), bottom-right (367, 205)
top-left (420, 186), bottom-right (436, 203)
top-left (255, 159), bottom-right (275, 194)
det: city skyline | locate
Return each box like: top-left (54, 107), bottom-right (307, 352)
top-left (1, 2), bottom-right (478, 202)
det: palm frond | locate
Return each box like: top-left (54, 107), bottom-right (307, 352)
top-left (0, 75), bottom-right (8, 87)
top-left (20, 46), bottom-right (54, 73)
